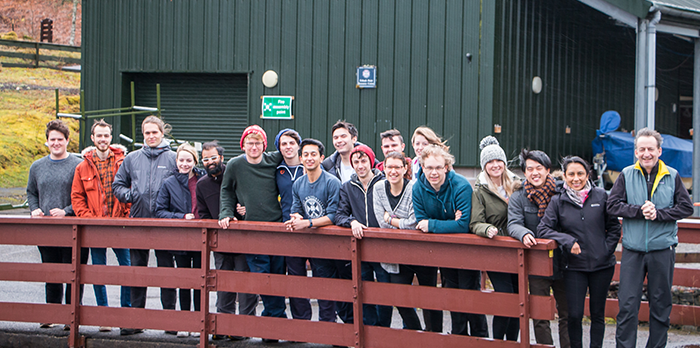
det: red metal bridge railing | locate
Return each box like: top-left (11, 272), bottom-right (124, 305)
top-left (0, 215), bottom-right (560, 347)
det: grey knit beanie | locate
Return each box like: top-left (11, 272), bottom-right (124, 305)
top-left (479, 136), bottom-right (507, 170)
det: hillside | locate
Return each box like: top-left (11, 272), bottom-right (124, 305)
top-left (0, 66), bottom-right (80, 195)
top-left (0, 0), bottom-right (81, 45)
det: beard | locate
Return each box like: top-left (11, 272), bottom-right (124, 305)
top-left (206, 162), bottom-right (224, 176)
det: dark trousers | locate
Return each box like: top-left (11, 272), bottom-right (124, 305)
top-left (565, 266), bottom-right (615, 348)
top-left (390, 264), bottom-right (442, 332)
top-left (530, 276), bottom-right (570, 348)
top-left (616, 247), bottom-right (675, 348)
top-left (38, 246), bottom-right (89, 305)
top-left (287, 256), bottom-right (313, 320)
top-left (130, 249), bottom-right (176, 309)
top-left (174, 251), bottom-right (201, 311)
top-left (362, 262), bottom-right (393, 327)
top-left (214, 252), bottom-right (257, 315)
top-left (440, 267), bottom-right (488, 337)
top-left (311, 258), bottom-right (341, 322)
top-left (488, 271), bottom-right (520, 341)
top-left (246, 254), bottom-right (287, 318)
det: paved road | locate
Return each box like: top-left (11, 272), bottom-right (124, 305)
top-left (1, 212), bottom-right (699, 346)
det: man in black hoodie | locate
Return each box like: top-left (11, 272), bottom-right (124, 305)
top-left (335, 145), bottom-right (392, 327)
top-left (322, 120), bottom-right (359, 183)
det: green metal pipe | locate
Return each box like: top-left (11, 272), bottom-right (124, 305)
top-left (80, 90), bottom-right (85, 149)
top-left (85, 110), bottom-right (153, 119)
top-left (156, 84), bottom-right (161, 118)
top-left (55, 89), bottom-right (59, 119)
top-left (82, 106), bottom-right (133, 114)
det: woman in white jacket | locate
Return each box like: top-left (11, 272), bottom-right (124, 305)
top-left (373, 151), bottom-right (441, 332)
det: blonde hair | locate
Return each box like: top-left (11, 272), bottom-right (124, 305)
top-left (412, 126), bottom-right (449, 152)
top-left (176, 143), bottom-right (198, 164)
top-left (419, 144), bottom-right (455, 168)
top-left (483, 168), bottom-right (517, 200)
top-left (244, 132), bottom-right (263, 142)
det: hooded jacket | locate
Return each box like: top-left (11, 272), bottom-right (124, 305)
top-left (537, 185), bottom-right (621, 272)
top-left (470, 171), bottom-right (521, 237)
top-left (335, 169), bottom-right (385, 228)
top-left (72, 145), bottom-right (130, 218)
top-left (412, 169), bottom-right (472, 233)
top-left (155, 168), bottom-right (205, 219)
top-left (113, 140), bottom-right (177, 218)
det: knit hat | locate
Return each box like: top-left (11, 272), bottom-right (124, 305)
top-left (350, 144), bottom-right (376, 169)
top-left (479, 136), bottom-right (507, 169)
top-left (274, 128), bottom-right (301, 152)
top-left (240, 125), bottom-right (267, 150)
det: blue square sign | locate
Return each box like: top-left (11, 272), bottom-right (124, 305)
top-left (356, 65), bottom-right (377, 89)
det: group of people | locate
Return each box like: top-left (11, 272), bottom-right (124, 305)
top-left (27, 116), bottom-right (693, 347)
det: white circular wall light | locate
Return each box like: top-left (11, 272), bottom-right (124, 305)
top-left (262, 70), bottom-right (278, 88)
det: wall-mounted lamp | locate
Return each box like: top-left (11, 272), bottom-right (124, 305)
top-left (532, 76), bottom-right (542, 94)
top-left (262, 70), bottom-right (278, 88)
top-left (494, 124), bottom-right (502, 134)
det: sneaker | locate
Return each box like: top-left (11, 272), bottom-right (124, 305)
top-left (99, 326), bottom-right (112, 332)
top-left (211, 334), bottom-right (226, 340)
top-left (39, 323), bottom-right (55, 329)
top-left (164, 330), bottom-right (177, 335)
top-left (262, 338), bottom-right (279, 343)
top-left (191, 332), bottom-right (200, 337)
top-left (176, 331), bottom-right (190, 338)
top-left (63, 324), bottom-right (71, 331)
top-left (120, 328), bottom-right (144, 336)
top-left (229, 335), bottom-right (249, 341)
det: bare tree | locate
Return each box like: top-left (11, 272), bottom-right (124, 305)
top-left (69, 0), bottom-right (77, 45)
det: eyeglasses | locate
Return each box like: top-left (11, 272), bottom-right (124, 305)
top-left (202, 155), bottom-right (220, 163)
top-left (244, 142), bottom-right (263, 147)
top-left (423, 166), bottom-right (445, 173)
top-left (385, 165), bottom-right (404, 171)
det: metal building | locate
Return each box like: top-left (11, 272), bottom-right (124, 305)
top-left (82, 0), bottom-right (699, 168)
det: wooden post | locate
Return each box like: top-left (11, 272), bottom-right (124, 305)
top-left (69, 225), bottom-right (84, 348)
top-left (351, 237), bottom-right (363, 348)
top-left (518, 249), bottom-right (530, 348)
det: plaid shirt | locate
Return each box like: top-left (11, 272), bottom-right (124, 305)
top-left (93, 150), bottom-right (116, 216)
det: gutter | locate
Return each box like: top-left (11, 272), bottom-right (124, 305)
top-left (652, 4), bottom-right (700, 22)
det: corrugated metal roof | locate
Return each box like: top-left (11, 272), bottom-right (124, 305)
top-left (652, 0), bottom-right (700, 13)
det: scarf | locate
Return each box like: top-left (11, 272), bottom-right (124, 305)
top-left (524, 175), bottom-right (557, 217)
top-left (564, 181), bottom-right (591, 207)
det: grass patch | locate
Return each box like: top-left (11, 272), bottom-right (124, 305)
top-left (0, 67), bottom-right (80, 188)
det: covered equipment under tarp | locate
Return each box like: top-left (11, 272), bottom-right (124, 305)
top-left (592, 111), bottom-right (693, 178)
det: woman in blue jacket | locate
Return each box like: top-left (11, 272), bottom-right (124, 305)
top-left (538, 156), bottom-right (621, 348)
top-left (155, 143), bottom-right (204, 338)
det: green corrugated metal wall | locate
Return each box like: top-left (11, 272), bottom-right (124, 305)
top-left (82, 0), bottom-right (490, 164)
top-left (491, 0), bottom-right (637, 165)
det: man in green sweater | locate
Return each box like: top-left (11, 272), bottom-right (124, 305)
top-left (218, 125), bottom-right (287, 330)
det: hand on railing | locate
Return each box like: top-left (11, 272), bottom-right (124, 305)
top-left (218, 216), bottom-right (237, 229)
top-left (522, 234), bottom-right (537, 248)
top-left (31, 208), bottom-right (44, 217)
top-left (350, 220), bottom-right (367, 239)
top-left (416, 220), bottom-right (430, 233)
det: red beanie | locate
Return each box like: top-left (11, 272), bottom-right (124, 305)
top-left (240, 125), bottom-right (267, 150)
top-left (350, 144), bottom-right (376, 169)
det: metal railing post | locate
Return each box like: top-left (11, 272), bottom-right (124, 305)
top-left (351, 237), bottom-right (364, 348)
top-left (518, 248), bottom-right (530, 348)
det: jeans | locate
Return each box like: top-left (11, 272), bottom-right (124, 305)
top-left (390, 264), bottom-right (442, 332)
top-left (287, 256), bottom-right (312, 320)
top-left (565, 266), bottom-right (615, 348)
top-left (311, 258), bottom-right (340, 322)
top-left (90, 247), bottom-right (131, 307)
top-left (246, 254), bottom-right (287, 318)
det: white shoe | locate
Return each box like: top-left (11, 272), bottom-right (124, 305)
top-left (177, 331), bottom-right (189, 338)
top-left (191, 332), bottom-right (200, 337)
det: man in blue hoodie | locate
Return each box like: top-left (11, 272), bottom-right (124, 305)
top-left (412, 144), bottom-right (488, 337)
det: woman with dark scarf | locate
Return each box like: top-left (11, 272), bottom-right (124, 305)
top-left (537, 156), bottom-right (621, 348)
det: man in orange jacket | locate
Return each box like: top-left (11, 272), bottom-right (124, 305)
top-left (71, 119), bottom-right (131, 333)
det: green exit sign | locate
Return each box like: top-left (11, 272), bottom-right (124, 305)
top-left (261, 96), bottom-right (294, 120)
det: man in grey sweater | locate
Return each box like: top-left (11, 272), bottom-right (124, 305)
top-left (26, 119), bottom-right (85, 329)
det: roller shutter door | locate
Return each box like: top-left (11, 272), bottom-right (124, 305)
top-left (132, 73), bottom-right (248, 155)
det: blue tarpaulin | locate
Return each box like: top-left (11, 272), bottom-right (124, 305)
top-left (592, 131), bottom-right (693, 178)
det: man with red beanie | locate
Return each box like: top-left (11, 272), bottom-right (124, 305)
top-left (218, 125), bottom-right (288, 335)
top-left (335, 145), bottom-right (392, 327)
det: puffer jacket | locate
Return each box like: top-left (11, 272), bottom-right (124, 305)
top-left (470, 171), bottom-right (521, 237)
top-left (72, 145), bottom-right (131, 218)
top-left (537, 185), bottom-right (622, 272)
top-left (155, 168), bottom-right (205, 219)
top-left (335, 169), bottom-right (385, 228)
top-left (113, 140), bottom-right (177, 218)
